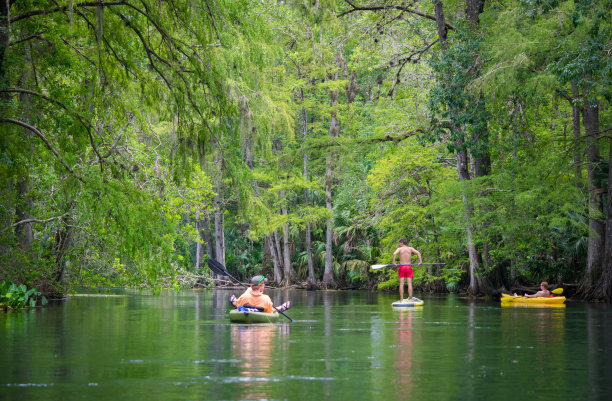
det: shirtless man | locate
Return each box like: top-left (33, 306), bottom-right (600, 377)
top-left (392, 238), bottom-right (422, 301)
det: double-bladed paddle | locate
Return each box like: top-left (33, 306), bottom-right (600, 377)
top-left (502, 287), bottom-right (564, 298)
top-left (207, 258), bottom-right (293, 322)
top-left (371, 263), bottom-right (446, 270)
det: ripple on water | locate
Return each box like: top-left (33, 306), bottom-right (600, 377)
top-left (68, 294), bottom-right (127, 297)
top-left (2, 383), bottom-right (54, 387)
top-left (214, 375), bottom-right (340, 384)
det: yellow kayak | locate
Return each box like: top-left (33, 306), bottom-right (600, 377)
top-left (501, 293), bottom-right (566, 304)
top-left (501, 302), bottom-right (566, 308)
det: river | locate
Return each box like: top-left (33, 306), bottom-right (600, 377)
top-left (1, 289), bottom-right (611, 400)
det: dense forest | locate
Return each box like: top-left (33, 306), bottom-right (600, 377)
top-left (0, 0), bottom-right (610, 301)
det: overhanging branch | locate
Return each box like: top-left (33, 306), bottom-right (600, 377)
top-left (1, 88), bottom-right (107, 169)
top-left (307, 128), bottom-right (426, 150)
top-left (0, 118), bottom-right (84, 182)
top-left (11, 1), bottom-right (126, 23)
top-left (340, 0), bottom-right (455, 31)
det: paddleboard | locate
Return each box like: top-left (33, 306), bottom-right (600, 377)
top-left (392, 297), bottom-right (424, 307)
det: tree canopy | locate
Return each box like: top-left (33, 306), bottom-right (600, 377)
top-left (1, 0), bottom-right (611, 301)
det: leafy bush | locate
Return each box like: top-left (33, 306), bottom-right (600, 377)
top-left (441, 268), bottom-right (465, 293)
top-left (377, 277), bottom-right (399, 291)
top-left (0, 280), bottom-right (48, 310)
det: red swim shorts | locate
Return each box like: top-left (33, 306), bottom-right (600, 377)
top-left (398, 265), bottom-right (413, 278)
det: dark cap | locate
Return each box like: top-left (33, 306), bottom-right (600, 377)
top-left (250, 275), bottom-right (268, 285)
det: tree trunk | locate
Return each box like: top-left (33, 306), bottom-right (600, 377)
top-left (457, 143), bottom-right (489, 294)
top-left (213, 194), bottom-right (225, 269)
top-left (588, 135), bottom-right (612, 302)
top-left (195, 212), bottom-right (211, 271)
top-left (13, 45), bottom-right (34, 250)
top-left (323, 130), bottom-right (337, 288)
top-left (583, 95), bottom-right (604, 290)
top-left (279, 189), bottom-right (296, 284)
top-left (465, 0), bottom-right (485, 26)
top-left (54, 221), bottom-right (73, 287)
top-left (212, 141), bottom-right (225, 275)
top-left (266, 235), bottom-right (283, 284)
top-left (434, 0), bottom-right (492, 294)
top-left (195, 238), bottom-right (203, 271)
top-left (471, 98), bottom-right (491, 177)
top-left (195, 213), bottom-right (202, 270)
top-left (509, 97), bottom-right (522, 281)
top-left (433, 0), bottom-right (448, 50)
top-left (0, 0), bottom-right (11, 80)
top-left (571, 82), bottom-right (582, 185)
top-left (283, 221), bottom-right (294, 283)
top-left (273, 230), bottom-right (287, 285)
top-left (322, 53), bottom-right (342, 289)
top-left (302, 106), bottom-right (316, 286)
top-left (465, 0), bottom-right (492, 289)
top-left (458, 146), bottom-right (477, 291)
top-left (323, 144), bottom-right (336, 287)
top-left (54, 201), bottom-right (76, 290)
top-left (202, 216), bottom-right (214, 261)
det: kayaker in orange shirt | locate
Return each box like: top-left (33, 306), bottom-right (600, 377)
top-left (392, 238), bottom-right (422, 301)
top-left (514, 282), bottom-right (551, 298)
top-left (229, 275), bottom-right (291, 313)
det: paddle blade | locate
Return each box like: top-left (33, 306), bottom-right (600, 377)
top-left (207, 258), bottom-right (227, 276)
top-left (371, 264), bottom-right (392, 270)
top-left (552, 288), bottom-right (563, 295)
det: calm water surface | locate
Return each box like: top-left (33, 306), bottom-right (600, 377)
top-left (1, 290), bottom-right (611, 400)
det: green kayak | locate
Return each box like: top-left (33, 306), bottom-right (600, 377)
top-left (229, 309), bottom-right (280, 323)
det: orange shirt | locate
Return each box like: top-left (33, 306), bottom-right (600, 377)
top-left (236, 289), bottom-right (275, 313)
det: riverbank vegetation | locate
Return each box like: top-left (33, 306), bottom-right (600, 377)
top-left (0, 279), bottom-right (47, 310)
top-left (1, 1), bottom-right (610, 300)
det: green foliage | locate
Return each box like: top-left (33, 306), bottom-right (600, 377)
top-left (0, 0), bottom-right (281, 293)
top-left (441, 268), bottom-right (465, 292)
top-left (427, 22), bottom-right (490, 156)
top-left (0, 280), bottom-right (48, 310)
top-left (1, 0), bottom-right (609, 295)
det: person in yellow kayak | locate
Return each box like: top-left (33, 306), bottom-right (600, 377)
top-left (392, 238), bottom-right (422, 301)
top-left (514, 282), bottom-right (551, 298)
top-left (229, 275), bottom-right (291, 313)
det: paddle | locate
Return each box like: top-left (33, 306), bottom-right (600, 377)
top-left (371, 263), bottom-right (446, 270)
top-left (207, 258), bottom-right (293, 322)
top-left (502, 287), bottom-right (564, 298)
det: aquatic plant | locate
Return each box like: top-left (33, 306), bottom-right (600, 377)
top-left (0, 280), bottom-right (48, 310)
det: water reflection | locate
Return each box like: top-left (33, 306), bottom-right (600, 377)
top-left (501, 303), bottom-right (566, 345)
top-left (230, 324), bottom-right (289, 399)
top-left (2, 291), bottom-right (611, 401)
top-left (393, 308), bottom-right (422, 390)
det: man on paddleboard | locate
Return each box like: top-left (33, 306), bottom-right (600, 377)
top-left (230, 275), bottom-right (291, 313)
top-left (393, 238), bottom-right (422, 301)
